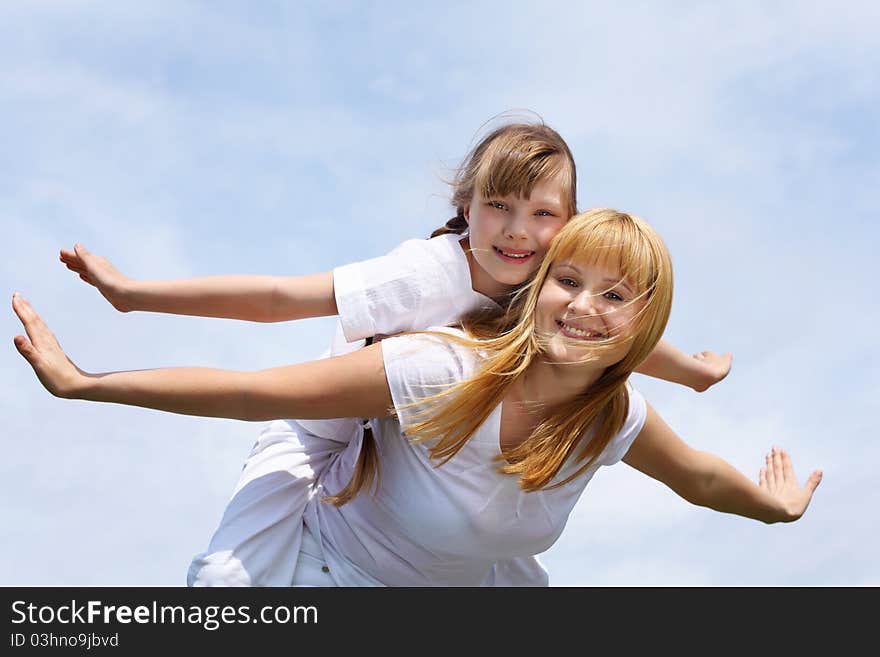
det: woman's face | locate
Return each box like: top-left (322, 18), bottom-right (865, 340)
top-left (535, 256), bottom-right (645, 369)
top-left (463, 176), bottom-right (568, 295)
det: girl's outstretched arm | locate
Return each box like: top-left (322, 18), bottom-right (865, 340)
top-left (622, 403), bottom-right (822, 524)
top-left (634, 339), bottom-right (732, 392)
top-left (12, 293), bottom-right (391, 421)
top-left (60, 243), bottom-right (337, 322)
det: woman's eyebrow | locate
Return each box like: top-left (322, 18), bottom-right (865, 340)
top-left (603, 278), bottom-right (634, 295)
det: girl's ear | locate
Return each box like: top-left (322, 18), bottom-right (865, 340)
top-left (463, 205), bottom-right (470, 223)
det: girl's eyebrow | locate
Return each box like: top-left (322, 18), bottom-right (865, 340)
top-left (498, 191), bottom-right (563, 210)
top-left (528, 196), bottom-right (565, 210)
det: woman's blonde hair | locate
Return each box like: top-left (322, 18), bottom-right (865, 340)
top-left (324, 209), bottom-right (672, 504)
top-left (431, 121), bottom-right (578, 238)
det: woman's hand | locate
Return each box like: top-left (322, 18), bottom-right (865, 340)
top-left (12, 293), bottom-right (87, 398)
top-left (59, 244), bottom-right (134, 312)
top-left (759, 446), bottom-right (823, 522)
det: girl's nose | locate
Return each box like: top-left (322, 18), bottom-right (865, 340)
top-left (504, 212), bottom-right (529, 240)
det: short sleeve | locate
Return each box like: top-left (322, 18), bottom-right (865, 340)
top-left (598, 383), bottom-right (648, 466)
top-left (483, 556), bottom-right (549, 587)
top-left (380, 329), bottom-right (477, 431)
top-left (333, 235), bottom-right (495, 342)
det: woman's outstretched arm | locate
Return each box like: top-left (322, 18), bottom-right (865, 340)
top-left (12, 293), bottom-right (392, 421)
top-left (622, 403), bottom-right (822, 524)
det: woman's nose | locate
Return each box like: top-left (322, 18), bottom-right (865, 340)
top-left (569, 291), bottom-right (601, 319)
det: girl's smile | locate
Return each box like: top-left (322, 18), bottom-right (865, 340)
top-left (463, 176), bottom-right (568, 298)
top-left (492, 245), bottom-right (536, 264)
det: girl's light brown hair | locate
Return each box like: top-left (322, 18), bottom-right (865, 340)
top-left (430, 121), bottom-right (578, 238)
top-left (324, 120), bottom-right (577, 506)
top-left (325, 209), bottom-right (672, 504)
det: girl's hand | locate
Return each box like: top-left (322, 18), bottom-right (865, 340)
top-left (12, 293), bottom-right (86, 398)
top-left (59, 244), bottom-right (133, 312)
top-left (691, 350), bottom-right (733, 392)
top-left (759, 446), bottom-right (823, 522)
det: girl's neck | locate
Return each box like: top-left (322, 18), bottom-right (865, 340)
top-left (459, 237), bottom-right (518, 301)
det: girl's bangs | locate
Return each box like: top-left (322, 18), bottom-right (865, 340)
top-left (473, 141), bottom-right (572, 204)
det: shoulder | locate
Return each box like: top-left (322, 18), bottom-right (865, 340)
top-left (387, 234), bottom-right (465, 263)
top-left (380, 328), bottom-right (483, 415)
top-left (381, 327), bottom-right (479, 379)
top-left (332, 234), bottom-right (474, 341)
top-left (623, 383), bottom-right (648, 436)
top-left (334, 235), bottom-right (463, 281)
top-left (598, 382), bottom-right (648, 466)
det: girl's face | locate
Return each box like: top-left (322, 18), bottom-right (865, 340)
top-left (535, 257), bottom-right (644, 369)
top-left (464, 176), bottom-right (567, 295)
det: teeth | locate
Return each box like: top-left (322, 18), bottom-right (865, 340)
top-left (559, 321), bottom-right (602, 339)
top-left (497, 248), bottom-right (531, 258)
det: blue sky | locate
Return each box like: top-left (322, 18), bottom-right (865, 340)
top-left (2, 1), bottom-right (878, 585)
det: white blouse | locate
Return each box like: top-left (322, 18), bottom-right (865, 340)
top-left (304, 329), bottom-right (647, 586)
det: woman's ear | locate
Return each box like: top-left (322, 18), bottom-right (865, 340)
top-left (462, 205), bottom-right (470, 223)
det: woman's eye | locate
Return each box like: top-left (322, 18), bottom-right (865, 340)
top-left (604, 291), bottom-right (624, 302)
top-left (559, 277), bottom-right (578, 288)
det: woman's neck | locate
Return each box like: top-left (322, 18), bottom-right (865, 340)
top-left (510, 356), bottom-right (605, 414)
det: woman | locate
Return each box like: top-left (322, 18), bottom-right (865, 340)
top-left (13, 209), bottom-right (821, 586)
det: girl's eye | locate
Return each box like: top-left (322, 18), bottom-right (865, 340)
top-left (604, 291), bottom-right (624, 302)
top-left (535, 209), bottom-right (554, 217)
top-left (559, 277), bottom-right (578, 288)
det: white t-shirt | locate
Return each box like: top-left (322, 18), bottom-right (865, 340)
top-left (333, 233), bottom-right (498, 344)
top-left (303, 328), bottom-right (648, 587)
top-left (298, 232), bottom-right (498, 439)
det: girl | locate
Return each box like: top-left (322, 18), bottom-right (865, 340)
top-left (13, 209), bottom-right (821, 586)
top-left (57, 122), bottom-right (732, 585)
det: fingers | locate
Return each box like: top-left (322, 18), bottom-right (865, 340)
top-left (60, 246), bottom-right (83, 265)
top-left (771, 446), bottom-right (784, 485)
top-left (59, 244), bottom-right (90, 267)
top-left (805, 469), bottom-right (823, 494)
top-left (12, 293), bottom-right (54, 349)
top-left (12, 295), bottom-right (41, 359)
top-left (764, 450), bottom-right (776, 488)
top-left (13, 333), bottom-right (35, 362)
top-left (12, 293), bottom-right (40, 345)
top-left (12, 291), bottom-right (33, 323)
top-left (781, 450), bottom-right (795, 481)
top-left (60, 245), bottom-right (98, 286)
top-left (64, 262), bottom-right (87, 275)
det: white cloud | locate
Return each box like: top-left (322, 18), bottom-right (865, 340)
top-left (3, 1), bottom-right (877, 585)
